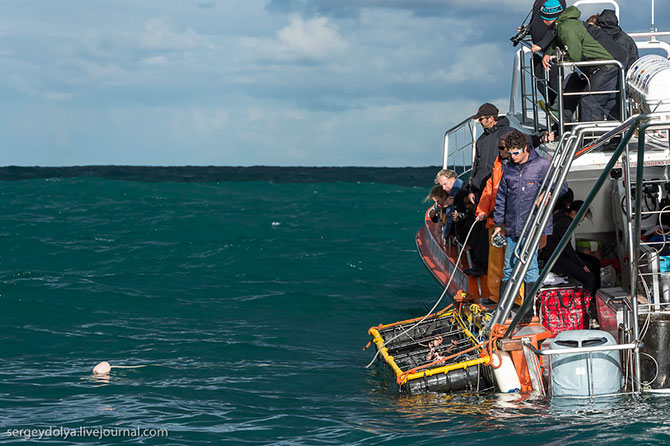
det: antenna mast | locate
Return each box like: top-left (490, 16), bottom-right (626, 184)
top-left (652, 0), bottom-right (656, 32)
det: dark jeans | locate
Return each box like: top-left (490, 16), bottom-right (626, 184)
top-left (581, 65), bottom-right (619, 122)
top-left (561, 66), bottom-right (618, 123)
top-left (455, 213), bottom-right (489, 270)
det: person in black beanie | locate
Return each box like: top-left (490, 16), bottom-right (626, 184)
top-left (596, 10), bottom-right (639, 70)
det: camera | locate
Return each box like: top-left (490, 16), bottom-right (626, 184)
top-left (510, 25), bottom-right (529, 47)
top-left (550, 47), bottom-right (567, 63)
top-left (492, 233), bottom-right (507, 248)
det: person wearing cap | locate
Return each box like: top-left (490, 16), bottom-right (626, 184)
top-left (540, 2), bottom-right (620, 122)
top-left (460, 103), bottom-right (511, 277)
top-left (470, 103), bottom-right (512, 203)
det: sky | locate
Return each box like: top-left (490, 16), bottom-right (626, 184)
top-left (1, 0), bottom-right (668, 167)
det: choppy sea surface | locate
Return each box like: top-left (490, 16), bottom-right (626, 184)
top-left (1, 166), bottom-right (670, 445)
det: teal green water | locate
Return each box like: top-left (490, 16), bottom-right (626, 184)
top-left (1, 174), bottom-right (670, 445)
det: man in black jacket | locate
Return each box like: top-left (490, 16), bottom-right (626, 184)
top-left (469, 103), bottom-right (512, 204)
top-left (463, 103), bottom-right (511, 276)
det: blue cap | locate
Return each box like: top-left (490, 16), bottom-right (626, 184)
top-left (541, 0), bottom-right (564, 20)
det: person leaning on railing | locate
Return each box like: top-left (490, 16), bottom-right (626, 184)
top-left (434, 169), bottom-right (463, 243)
top-left (528, 0), bottom-right (566, 107)
top-left (540, 2), bottom-right (620, 123)
top-left (425, 185), bottom-right (452, 243)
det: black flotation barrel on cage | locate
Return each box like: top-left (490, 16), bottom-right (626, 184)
top-left (369, 308), bottom-right (495, 394)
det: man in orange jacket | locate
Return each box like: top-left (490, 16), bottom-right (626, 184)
top-left (475, 131), bottom-right (512, 301)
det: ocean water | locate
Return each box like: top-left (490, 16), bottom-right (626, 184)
top-left (1, 167), bottom-right (670, 445)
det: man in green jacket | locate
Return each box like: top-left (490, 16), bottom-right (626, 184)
top-left (540, 2), bottom-right (619, 122)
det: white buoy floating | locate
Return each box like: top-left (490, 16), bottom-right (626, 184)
top-left (93, 361), bottom-right (112, 375)
top-left (92, 361), bottom-right (152, 375)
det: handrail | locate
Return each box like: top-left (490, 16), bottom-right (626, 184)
top-left (515, 42), bottom-right (556, 132)
top-left (554, 59), bottom-right (626, 135)
top-left (629, 31), bottom-right (670, 38)
top-left (573, 0), bottom-right (620, 20)
top-left (573, 119), bottom-right (636, 158)
top-left (442, 116), bottom-right (478, 177)
top-left (512, 40), bottom-right (627, 135)
top-left (523, 339), bottom-right (638, 356)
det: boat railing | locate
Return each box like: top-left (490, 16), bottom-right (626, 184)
top-left (555, 59), bottom-right (626, 133)
top-left (514, 39), bottom-right (627, 137)
top-left (442, 116), bottom-right (478, 178)
top-left (639, 301), bottom-right (670, 313)
top-left (522, 338), bottom-right (638, 357)
top-left (512, 45), bottom-right (548, 133)
top-left (630, 32), bottom-right (670, 58)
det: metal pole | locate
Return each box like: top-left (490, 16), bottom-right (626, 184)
top-left (619, 66), bottom-right (627, 121)
top-left (471, 121), bottom-right (478, 168)
top-left (558, 66), bottom-right (564, 135)
top-left (631, 121), bottom-right (661, 391)
top-left (530, 54), bottom-right (539, 133)
top-left (521, 49), bottom-right (528, 125)
top-left (443, 133), bottom-right (449, 170)
top-left (652, 0), bottom-right (656, 33)
top-left (544, 67), bottom-right (552, 132)
top-left (622, 139), bottom-right (636, 297)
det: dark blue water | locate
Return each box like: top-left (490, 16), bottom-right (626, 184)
top-left (1, 167), bottom-right (669, 445)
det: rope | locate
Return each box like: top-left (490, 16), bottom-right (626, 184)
top-left (365, 217), bottom-right (481, 369)
top-left (483, 323), bottom-right (508, 370)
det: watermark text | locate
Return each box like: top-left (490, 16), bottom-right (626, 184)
top-left (5, 426), bottom-right (168, 441)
